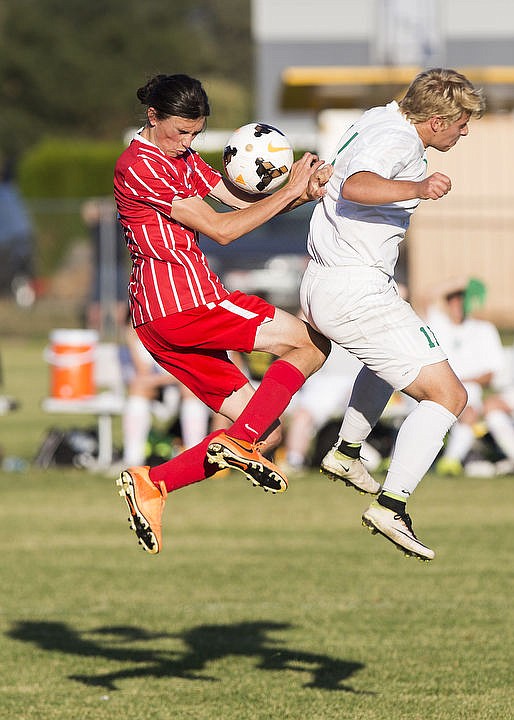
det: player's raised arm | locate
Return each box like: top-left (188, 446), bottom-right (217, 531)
top-left (173, 152), bottom-right (323, 245)
top-left (343, 170), bottom-right (451, 204)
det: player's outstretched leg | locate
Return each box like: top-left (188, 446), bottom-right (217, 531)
top-left (116, 466), bottom-right (167, 554)
top-left (362, 496), bottom-right (435, 562)
top-left (206, 431), bottom-right (288, 493)
top-left (321, 445), bottom-right (381, 495)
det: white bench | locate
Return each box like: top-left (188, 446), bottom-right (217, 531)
top-left (41, 342), bottom-right (126, 469)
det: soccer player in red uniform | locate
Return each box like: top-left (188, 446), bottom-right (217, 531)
top-left (114, 73), bottom-right (332, 553)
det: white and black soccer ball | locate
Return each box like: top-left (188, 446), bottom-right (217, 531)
top-left (223, 122), bottom-right (294, 194)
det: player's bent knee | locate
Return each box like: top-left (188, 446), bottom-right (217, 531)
top-left (455, 384), bottom-right (468, 416)
top-left (435, 381), bottom-right (467, 417)
top-left (306, 325), bottom-right (331, 358)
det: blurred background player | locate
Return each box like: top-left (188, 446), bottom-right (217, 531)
top-left (0, 155), bottom-right (36, 307)
top-left (482, 362), bottom-right (514, 474)
top-left (423, 278), bottom-right (514, 476)
top-left (81, 199), bottom-right (128, 335)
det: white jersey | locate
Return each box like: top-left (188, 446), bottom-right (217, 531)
top-left (307, 101), bottom-right (427, 277)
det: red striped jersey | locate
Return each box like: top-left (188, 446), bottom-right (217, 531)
top-left (114, 134), bottom-right (229, 326)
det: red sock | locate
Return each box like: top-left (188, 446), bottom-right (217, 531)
top-left (228, 360), bottom-right (306, 442)
top-left (148, 361), bottom-right (306, 492)
top-left (149, 430), bottom-right (220, 492)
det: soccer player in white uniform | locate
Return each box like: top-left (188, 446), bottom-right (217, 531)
top-left (300, 68), bottom-right (485, 561)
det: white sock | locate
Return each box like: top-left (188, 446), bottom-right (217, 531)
top-left (180, 396), bottom-right (210, 449)
top-left (286, 450), bottom-right (305, 468)
top-left (383, 400), bottom-right (457, 498)
top-left (443, 422), bottom-right (475, 462)
top-left (285, 407), bottom-right (314, 467)
top-left (123, 395), bottom-right (152, 466)
top-left (486, 409), bottom-right (514, 461)
top-left (361, 440), bottom-right (383, 472)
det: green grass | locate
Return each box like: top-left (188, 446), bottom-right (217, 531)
top-left (0, 335), bottom-right (513, 720)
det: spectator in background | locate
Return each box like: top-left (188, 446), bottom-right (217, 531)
top-left (81, 199), bottom-right (128, 334)
top-left (424, 278), bottom-right (514, 476)
top-left (482, 364), bottom-right (514, 474)
top-left (0, 155), bottom-right (35, 307)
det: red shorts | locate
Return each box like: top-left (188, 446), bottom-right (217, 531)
top-left (135, 291), bottom-right (276, 411)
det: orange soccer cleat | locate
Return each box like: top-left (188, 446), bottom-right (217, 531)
top-left (116, 466), bottom-right (167, 554)
top-left (206, 431), bottom-right (288, 493)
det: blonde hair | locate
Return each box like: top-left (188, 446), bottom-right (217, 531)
top-left (399, 68), bottom-right (485, 124)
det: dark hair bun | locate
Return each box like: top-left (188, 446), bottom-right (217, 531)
top-left (136, 74), bottom-right (167, 105)
top-left (135, 73), bottom-right (210, 120)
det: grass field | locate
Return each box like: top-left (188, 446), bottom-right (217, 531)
top-left (1, 335), bottom-right (513, 720)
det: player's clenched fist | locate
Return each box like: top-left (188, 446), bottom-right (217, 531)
top-left (307, 161), bottom-right (333, 200)
top-left (418, 171), bottom-right (452, 200)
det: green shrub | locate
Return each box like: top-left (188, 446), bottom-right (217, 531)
top-left (17, 137), bottom-right (229, 200)
top-left (18, 139), bottom-right (125, 199)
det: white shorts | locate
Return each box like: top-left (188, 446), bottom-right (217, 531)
top-left (300, 261), bottom-right (447, 391)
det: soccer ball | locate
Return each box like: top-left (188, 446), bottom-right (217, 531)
top-left (223, 123), bottom-right (294, 194)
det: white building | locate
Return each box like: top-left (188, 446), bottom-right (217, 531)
top-left (252, 0), bottom-right (514, 139)
top-left (250, 0), bottom-right (514, 327)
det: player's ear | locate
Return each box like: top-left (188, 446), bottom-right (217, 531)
top-left (147, 107), bottom-right (157, 127)
top-left (431, 116), bottom-right (446, 132)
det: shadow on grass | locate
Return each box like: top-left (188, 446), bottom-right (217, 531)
top-left (8, 619), bottom-right (371, 693)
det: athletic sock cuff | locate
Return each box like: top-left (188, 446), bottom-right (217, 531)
top-left (419, 399), bottom-right (457, 425)
top-left (264, 359), bottom-right (306, 395)
top-left (337, 440), bottom-right (361, 459)
top-left (378, 492), bottom-right (406, 513)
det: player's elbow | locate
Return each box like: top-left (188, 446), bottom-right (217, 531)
top-left (206, 221), bottom-right (241, 245)
top-left (208, 231), bottom-right (237, 246)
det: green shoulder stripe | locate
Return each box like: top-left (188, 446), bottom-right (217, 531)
top-left (331, 131), bottom-right (358, 165)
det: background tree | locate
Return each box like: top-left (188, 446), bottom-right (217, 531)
top-left (0, 0), bottom-right (252, 157)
